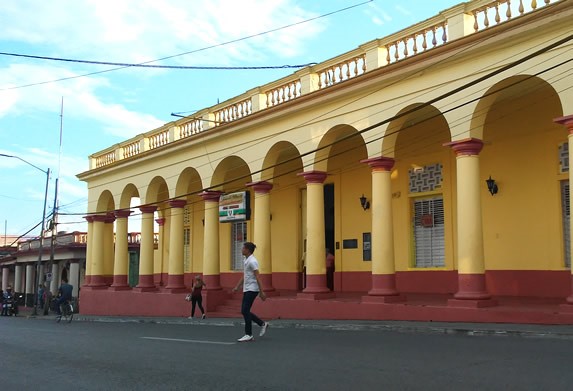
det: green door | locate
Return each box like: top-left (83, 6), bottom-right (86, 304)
top-left (128, 251), bottom-right (140, 287)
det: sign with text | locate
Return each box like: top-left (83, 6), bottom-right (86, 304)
top-left (219, 191), bottom-right (251, 222)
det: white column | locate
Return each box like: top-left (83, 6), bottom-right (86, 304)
top-left (25, 264), bottom-right (35, 305)
top-left (69, 261), bottom-right (80, 298)
top-left (14, 264), bottom-right (23, 293)
top-left (1, 267), bottom-right (9, 290)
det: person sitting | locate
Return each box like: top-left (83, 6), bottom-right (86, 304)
top-left (56, 279), bottom-right (73, 315)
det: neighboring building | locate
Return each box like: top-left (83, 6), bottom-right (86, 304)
top-left (77, 0), bottom-right (573, 320)
top-left (0, 231), bottom-right (145, 307)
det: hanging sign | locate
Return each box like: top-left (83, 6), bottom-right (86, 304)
top-left (219, 191), bottom-right (251, 222)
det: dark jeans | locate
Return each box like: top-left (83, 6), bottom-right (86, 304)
top-left (56, 297), bottom-right (70, 315)
top-left (241, 291), bottom-right (264, 336)
top-left (191, 296), bottom-right (204, 317)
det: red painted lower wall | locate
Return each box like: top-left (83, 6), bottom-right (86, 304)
top-left (486, 270), bottom-right (570, 297)
top-left (168, 270), bottom-right (573, 297)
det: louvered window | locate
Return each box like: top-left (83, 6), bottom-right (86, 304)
top-left (413, 196), bottom-right (445, 267)
top-left (562, 180), bottom-right (570, 267)
top-left (231, 221), bottom-right (247, 271)
top-left (559, 142), bottom-right (569, 174)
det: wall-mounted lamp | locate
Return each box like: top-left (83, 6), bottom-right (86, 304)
top-left (486, 176), bottom-right (498, 196)
top-left (359, 194), bottom-right (370, 210)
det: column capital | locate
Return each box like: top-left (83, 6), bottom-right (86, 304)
top-left (84, 215), bottom-right (95, 223)
top-left (297, 170), bottom-right (327, 184)
top-left (139, 205), bottom-right (158, 214)
top-left (155, 218), bottom-right (166, 226)
top-left (554, 115), bottom-right (573, 133)
top-left (361, 156), bottom-right (395, 171)
top-left (200, 190), bottom-right (223, 202)
top-left (105, 213), bottom-right (116, 224)
top-left (168, 199), bottom-right (187, 208)
top-left (444, 138), bottom-right (483, 156)
top-left (114, 209), bottom-right (132, 219)
top-left (246, 181), bottom-right (273, 194)
top-left (91, 214), bottom-right (109, 223)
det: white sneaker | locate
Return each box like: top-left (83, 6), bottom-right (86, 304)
top-left (188, 316), bottom-right (193, 319)
top-left (259, 322), bottom-right (269, 337)
top-left (237, 334), bottom-right (254, 342)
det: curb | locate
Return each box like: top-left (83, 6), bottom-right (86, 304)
top-left (21, 313), bottom-right (573, 340)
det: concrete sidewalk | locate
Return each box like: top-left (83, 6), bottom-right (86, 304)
top-left (16, 307), bottom-right (573, 341)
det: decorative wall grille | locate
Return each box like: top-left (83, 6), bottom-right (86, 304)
top-left (183, 228), bottom-right (191, 272)
top-left (409, 163), bottom-right (443, 193)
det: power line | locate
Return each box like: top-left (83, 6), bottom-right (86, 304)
top-left (0, 52), bottom-right (316, 70)
top-left (0, 0), bottom-right (371, 91)
top-left (64, 33), bottom-right (573, 218)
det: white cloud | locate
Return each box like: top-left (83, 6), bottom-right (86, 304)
top-left (364, 2), bottom-right (392, 27)
top-left (0, 63), bottom-right (163, 138)
top-left (0, 0), bottom-right (325, 67)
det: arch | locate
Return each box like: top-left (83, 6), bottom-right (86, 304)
top-left (211, 156), bottom-right (252, 191)
top-left (175, 167), bottom-right (203, 199)
top-left (119, 183), bottom-right (140, 210)
top-left (145, 176), bottom-right (170, 205)
top-left (95, 190), bottom-right (115, 212)
top-left (262, 141), bottom-right (303, 184)
top-left (471, 75), bottom-right (562, 140)
top-left (314, 124), bottom-right (367, 173)
top-left (384, 103), bottom-right (448, 157)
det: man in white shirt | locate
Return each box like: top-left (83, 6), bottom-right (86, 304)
top-left (232, 242), bottom-right (268, 342)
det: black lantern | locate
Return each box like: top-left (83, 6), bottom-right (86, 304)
top-left (486, 176), bottom-right (498, 196)
top-left (359, 194), bottom-right (370, 210)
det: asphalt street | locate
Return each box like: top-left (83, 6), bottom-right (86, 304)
top-left (1, 316), bottom-right (572, 390)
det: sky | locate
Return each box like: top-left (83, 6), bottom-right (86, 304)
top-left (0, 0), bottom-right (462, 241)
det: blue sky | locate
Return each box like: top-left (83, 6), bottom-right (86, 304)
top-left (0, 0), bottom-right (461, 240)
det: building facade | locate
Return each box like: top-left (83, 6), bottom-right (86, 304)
top-left (77, 0), bottom-right (573, 319)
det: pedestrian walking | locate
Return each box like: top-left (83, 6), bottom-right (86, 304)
top-left (232, 242), bottom-right (268, 342)
top-left (187, 275), bottom-right (206, 319)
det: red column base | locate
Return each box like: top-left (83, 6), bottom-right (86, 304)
top-left (164, 275), bottom-right (187, 293)
top-left (368, 274), bottom-right (400, 297)
top-left (453, 273), bottom-right (491, 300)
top-left (109, 275), bottom-right (131, 291)
top-left (203, 274), bottom-right (221, 291)
top-left (302, 274), bottom-right (330, 294)
top-left (134, 275), bottom-right (157, 292)
top-left (87, 275), bottom-right (108, 289)
top-left (259, 273), bottom-right (276, 294)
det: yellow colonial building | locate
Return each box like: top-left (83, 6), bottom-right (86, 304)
top-left (77, 0), bottom-right (573, 322)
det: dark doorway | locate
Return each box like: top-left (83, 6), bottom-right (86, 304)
top-left (324, 184), bottom-right (335, 253)
top-left (324, 183), bottom-right (335, 290)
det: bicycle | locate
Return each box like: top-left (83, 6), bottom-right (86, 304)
top-left (56, 300), bottom-right (74, 323)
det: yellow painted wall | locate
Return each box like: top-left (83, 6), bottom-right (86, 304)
top-left (480, 79), bottom-right (566, 270)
